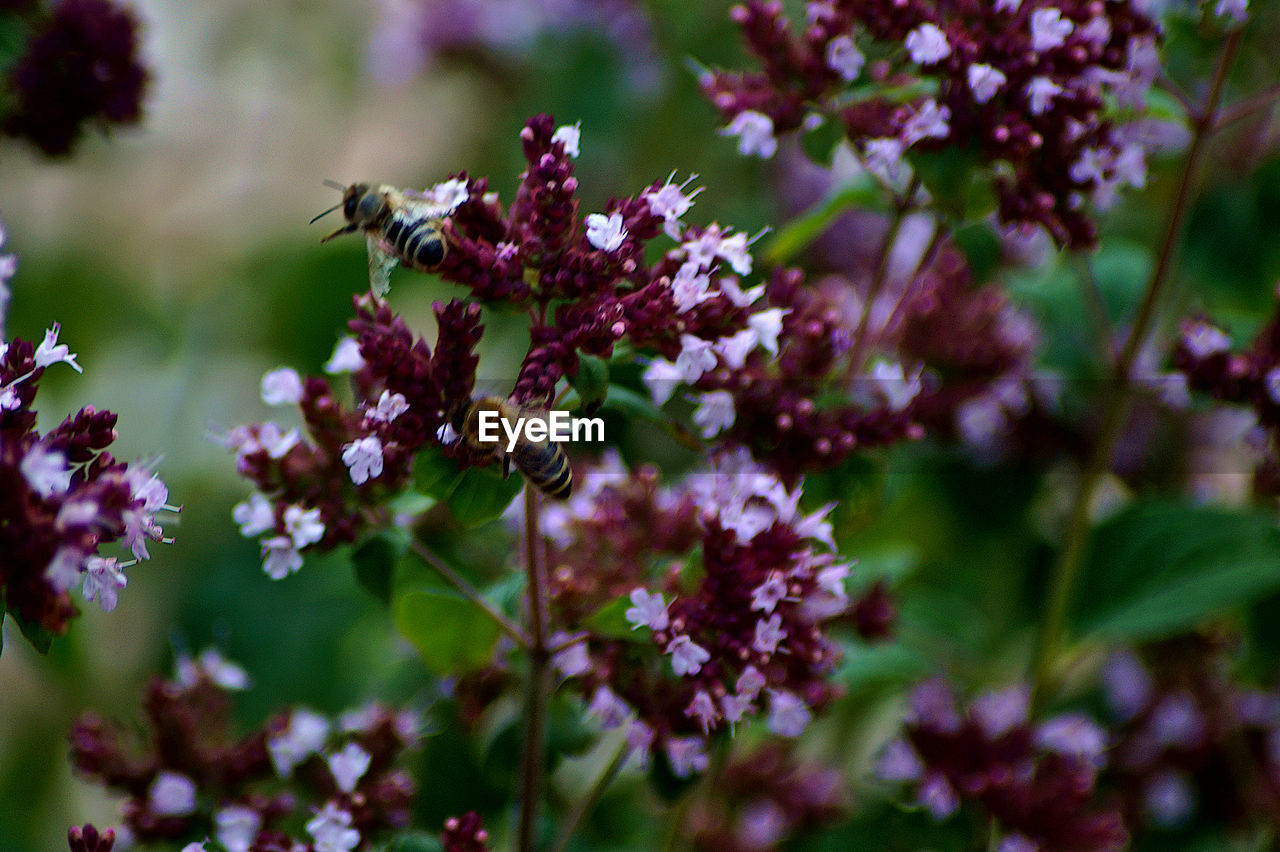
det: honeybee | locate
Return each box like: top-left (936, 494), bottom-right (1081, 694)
top-left (457, 396), bottom-right (573, 500)
top-left (311, 181), bottom-right (456, 297)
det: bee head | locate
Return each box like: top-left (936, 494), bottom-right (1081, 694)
top-left (343, 183), bottom-right (384, 225)
top-left (314, 181), bottom-right (388, 242)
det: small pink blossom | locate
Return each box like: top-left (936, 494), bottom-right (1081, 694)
top-left (905, 23), bottom-right (951, 65)
top-left (766, 690), bottom-right (811, 737)
top-left (342, 435), bottom-right (384, 484)
top-left (624, 588), bottom-right (670, 631)
top-left (826, 34), bottom-right (864, 80)
top-left (261, 367), bottom-right (303, 406)
top-left (34, 322), bottom-right (82, 372)
top-left (667, 634), bottom-right (711, 676)
top-left (1030, 8), bottom-right (1074, 53)
top-left (585, 212), bottom-right (628, 253)
top-left (967, 63), bottom-right (1007, 104)
top-left (753, 613), bottom-right (787, 654)
top-left (720, 110), bottom-right (777, 158)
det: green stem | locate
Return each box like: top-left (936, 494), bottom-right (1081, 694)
top-left (517, 484), bottom-right (552, 852)
top-left (409, 538), bottom-right (528, 648)
top-left (1028, 29), bottom-right (1244, 708)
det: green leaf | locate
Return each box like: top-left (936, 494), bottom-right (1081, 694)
top-left (601, 384), bottom-right (666, 423)
top-left (392, 587), bottom-right (502, 675)
top-left (569, 353), bottom-right (609, 411)
top-left (445, 467), bottom-right (524, 527)
top-left (13, 609), bottom-right (53, 654)
top-left (0, 13), bottom-right (31, 78)
top-left (648, 741), bottom-right (706, 802)
top-left (352, 530), bottom-right (408, 605)
top-left (852, 546), bottom-right (921, 590)
top-left (798, 113), bottom-right (844, 166)
top-left (1071, 500), bottom-right (1280, 643)
top-left (412, 447), bottom-right (524, 528)
top-left (952, 221), bottom-right (1001, 283)
top-left (837, 642), bottom-right (931, 694)
top-left (583, 595), bottom-right (646, 641)
top-left (547, 693), bottom-right (596, 759)
top-left (910, 144), bottom-right (984, 224)
top-left (376, 833), bottom-right (443, 852)
top-left (764, 177), bottom-right (884, 265)
top-left (413, 447), bottom-right (459, 498)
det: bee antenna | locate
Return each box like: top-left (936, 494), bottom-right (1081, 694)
top-left (309, 201), bottom-right (344, 224)
top-left (322, 179), bottom-right (346, 191)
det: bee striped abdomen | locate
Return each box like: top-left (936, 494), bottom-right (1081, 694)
top-left (512, 441), bottom-right (573, 500)
top-left (388, 215), bottom-right (445, 270)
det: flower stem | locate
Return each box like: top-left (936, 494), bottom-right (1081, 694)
top-left (1028, 29), bottom-right (1243, 708)
top-left (518, 483), bottom-right (552, 852)
top-left (847, 175), bottom-right (921, 376)
top-left (410, 538), bottom-right (529, 648)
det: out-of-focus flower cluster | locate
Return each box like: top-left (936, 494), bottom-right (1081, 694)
top-left (69, 648), bottom-right (419, 852)
top-left (515, 450), bottom-right (875, 777)
top-left (1, 0), bottom-right (150, 156)
top-left (878, 679), bottom-right (1127, 852)
top-left (894, 245), bottom-right (1072, 461)
top-left (441, 810), bottom-right (492, 852)
top-left (688, 744), bottom-right (847, 851)
top-left (367, 0), bottom-right (660, 91)
top-left (1174, 306), bottom-right (1280, 497)
top-left (703, 0), bottom-right (1162, 248)
top-left (0, 222), bottom-right (173, 643)
top-left (643, 237), bottom-right (1064, 478)
top-left (230, 113), bottom-right (797, 577)
top-left (1101, 637), bottom-right (1280, 833)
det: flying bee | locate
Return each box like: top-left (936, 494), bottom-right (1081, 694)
top-left (311, 180), bottom-right (457, 298)
top-left (457, 396), bottom-right (573, 500)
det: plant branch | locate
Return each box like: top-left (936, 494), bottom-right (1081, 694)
top-left (517, 483), bottom-right (552, 852)
top-left (409, 538), bottom-right (529, 648)
top-left (1028, 28), bottom-right (1244, 709)
top-left (847, 175), bottom-right (922, 375)
top-left (1213, 83), bottom-right (1280, 132)
top-left (879, 217), bottom-right (949, 339)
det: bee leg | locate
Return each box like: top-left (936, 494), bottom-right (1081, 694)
top-left (502, 455), bottom-right (513, 479)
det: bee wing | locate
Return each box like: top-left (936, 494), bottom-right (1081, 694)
top-left (366, 233), bottom-right (400, 298)
top-left (400, 195), bottom-right (455, 220)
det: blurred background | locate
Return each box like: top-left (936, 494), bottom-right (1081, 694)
top-left (1, 1), bottom-right (1279, 850)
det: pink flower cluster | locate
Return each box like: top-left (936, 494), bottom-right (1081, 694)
top-left (540, 450), bottom-right (856, 776)
top-left (69, 649), bottom-right (419, 851)
top-left (0, 222), bottom-right (174, 641)
top-left (703, 0), bottom-right (1161, 248)
top-left (228, 295), bottom-right (482, 578)
top-left (879, 679), bottom-right (1127, 851)
top-left (1173, 303), bottom-right (1280, 496)
top-left (1103, 638), bottom-right (1280, 832)
top-left (688, 744), bottom-right (847, 851)
top-left (229, 113), bottom-right (795, 576)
